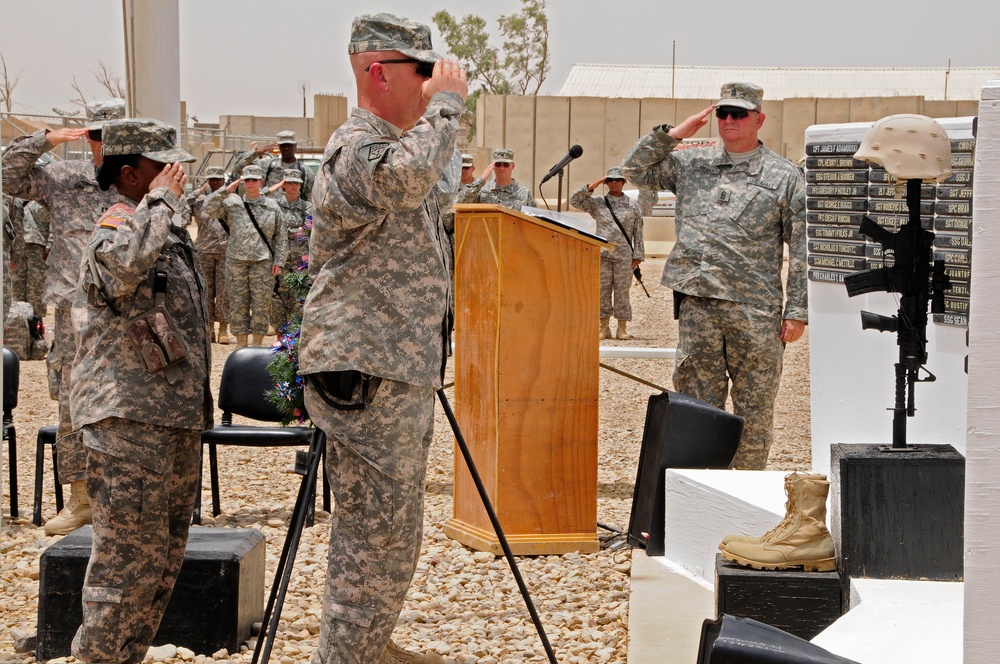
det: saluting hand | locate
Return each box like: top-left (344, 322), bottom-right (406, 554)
top-left (422, 59), bottom-right (468, 103)
top-left (669, 106), bottom-right (714, 140)
top-left (45, 127), bottom-right (88, 146)
top-left (151, 162), bottom-right (187, 197)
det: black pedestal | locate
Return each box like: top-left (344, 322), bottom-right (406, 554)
top-left (830, 443), bottom-right (964, 584)
top-left (37, 526), bottom-right (265, 660)
top-left (714, 554), bottom-right (844, 640)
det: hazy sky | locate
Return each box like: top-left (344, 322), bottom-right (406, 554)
top-left (2, 1), bottom-right (999, 124)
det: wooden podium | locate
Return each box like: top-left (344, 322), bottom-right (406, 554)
top-left (444, 204), bottom-right (609, 555)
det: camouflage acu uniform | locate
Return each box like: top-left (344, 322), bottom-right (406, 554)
top-left (232, 147), bottom-right (316, 202)
top-left (69, 162), bottom-right (211, 663)
top-left (272, 191), bottom-right (312, 328)
top-left (637, 188), bottom-right (659, 217)
top-left (471, 179), bottom-right (536, 210)
top-left (570, 185), bottom-right (644, 321)
top-left (2, 129), bottom-right (120, 482)
top-left (7, 195), bottom-right (27, 304)
top-left (204, 188), bottom-right (288, 336)
top-left (299, 71), bottom-right (460, 664)
top-left (623, 126), bottom-right (807, 469)
top-left (22, 200), bottom-right (51, 316)
top-left (186, 187), bottom-right (229, 324)
top-left (2, 197), bottom-right (13, 321)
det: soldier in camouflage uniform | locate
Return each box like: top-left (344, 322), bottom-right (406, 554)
top-left (186, 165), bottom-right (231, 343)
top-left (68, 118), bottom-right (211, 664)
top-left (2, 196), bottom-right (13, 321)
top-left (232, 130), bottom-right (316, 202)
top-left (2, 98), bottom-right (125, 534)
top-left (204, 164), bottom-right (288, 347)
top-left (462, 148), bottom-right (536, 210)
top-left (267, 168), bottom-right (312, 328)
top-left (7, 194), bottom-right (27, 304)
top-left (298, 13), bottom-right (467, 664)
top-left (22, 200), bottom-right (51, 317)
top-left (571, 166), bottom-right (645, 340)
top-left (622, 82), bottom-right (807, 470)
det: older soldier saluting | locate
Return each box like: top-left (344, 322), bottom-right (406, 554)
top-left (70, 118), bottom-right (211, 664)
top-left (2, 98), bottom-right (125, 535)
top-left (298, 13), bottom-right (467, 664)
top-left (622, 82), bottom-right (807, 470)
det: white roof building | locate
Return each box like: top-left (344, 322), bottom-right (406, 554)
top-left (557, 64), bottom-right (1000, 101)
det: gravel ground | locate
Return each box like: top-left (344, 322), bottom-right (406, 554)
top-left (0, 257), bottom-right (811, 663)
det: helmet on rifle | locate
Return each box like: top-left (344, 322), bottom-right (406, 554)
top-left (854, 114), bottom-right (952, 182)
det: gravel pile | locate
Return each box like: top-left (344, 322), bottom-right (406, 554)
top-left (0, 258), bottom-right (811, 663)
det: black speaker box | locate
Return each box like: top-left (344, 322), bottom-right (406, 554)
top-left (627, 391), bottom-right (743, 555)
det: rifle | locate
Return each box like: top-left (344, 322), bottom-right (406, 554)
top-left (633, 265), bottom-right (651, 298)
top-left (843, 178), bottom-right (950, 448)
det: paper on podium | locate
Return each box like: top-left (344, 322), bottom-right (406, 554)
top-left (521, 206), bottom-right (606, 244)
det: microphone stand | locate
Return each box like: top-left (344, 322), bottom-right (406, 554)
top-left (556, 169), bottom-right (564, 212)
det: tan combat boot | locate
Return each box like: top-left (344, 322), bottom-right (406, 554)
top-left (718, 472), bottom-right (827, 550)
top-left (251, 333), bottom-right (265, 346)
top-left (380, 640), bottom-right (453, 664)
top-left (599, 318), bottom-right (612, 340)
top-left (44, 480), bottom-right (93, 536)
top-left (217, 322), bottom-right (232, 345)
top-left (615, 319), bottom-right (632, 340)
top-left (721, 474), bottom-right (836, 572)
top-left (236, 334), bottom-right (248, 348)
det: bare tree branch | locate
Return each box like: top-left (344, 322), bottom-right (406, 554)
top-left (94, 60), bottom-right (125, 98)
top-left (0, 52), bottom-right (22, 113)
top-left (70, 74), bottom-right (89, 111)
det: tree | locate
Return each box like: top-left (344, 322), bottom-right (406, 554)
top-left (0, 53), bottom-right (21, 113)
top-left (433, 0), bottom-right (550, 109)
top-left (70, 60), bottom-right (126, 111)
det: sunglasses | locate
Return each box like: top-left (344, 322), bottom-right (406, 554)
top-left (715, 108), bottom-right (753, 120)
top-left (364, 58), bottom-right (435, 78)
top-left (605, 178), bottom-right (625, 183)
top-left (87, 129), bottom-right (102, 142)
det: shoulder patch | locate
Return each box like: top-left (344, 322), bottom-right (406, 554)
top-left (97, 202), bottom-right (135, 230)
top-left (358, 138), bottom-right (395, 177)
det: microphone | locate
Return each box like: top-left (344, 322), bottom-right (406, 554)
top-left (539, 145), bottom-right (583, 184)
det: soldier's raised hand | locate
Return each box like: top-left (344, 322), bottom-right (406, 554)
top-left (45, 127), bottom-right (88, 146)
top-left (670, 106), bottom-right (714, 140)
top-left (422, 59), bottom-right (468, 103)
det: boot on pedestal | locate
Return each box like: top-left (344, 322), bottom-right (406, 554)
top-left (44, 480), bottom-right (92, 536)
top-left (719, 472), bottom-right (827, 549)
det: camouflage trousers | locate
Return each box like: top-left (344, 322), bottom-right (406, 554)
top-left (305, 377), bottom-right (435, 664)
top-left (271, 275), bottom-right (300, 334)
top-left (200, 252), bottom-right (229, 324)
top-left (674, 296), bottom-right (784, 470)
top-left (11, 243), bottom-right (47, 316)
top-left (226, 258), bottom-right (272, 335)
top-left (72, 418), bottom-right (200, 664)
top-left (50, 304), bottom-right (87, 483)
top-left (600, 253), bottom-right (633, 320)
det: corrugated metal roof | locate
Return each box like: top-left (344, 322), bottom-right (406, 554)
top-left (557, 65), bottom-right (1000, 101)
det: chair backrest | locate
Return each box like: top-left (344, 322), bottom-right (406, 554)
top-left (3, 346), bottom-right (20, 414)
top-left (217, 346), bottom-right (285, 423)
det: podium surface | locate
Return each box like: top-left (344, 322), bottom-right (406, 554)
top-left (445, 204), bottom-right (608, 555)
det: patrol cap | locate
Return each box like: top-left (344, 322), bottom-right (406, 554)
top-left (716, 82), bottom-right (763, 111)
top-left (242, 164), bottom-right (265, 180)
top-left (461, 153), bottom-right (475, 167)
top-left (204, 166), bottom-right (226, 180)
top-left (101, 118), bottom-right (195, 163)
top-left (277, 131), bottom-right (297, 145)
top-left (282, 168), bottom-right (304, 183)
top-left (605, 167), bottom-right (625, 180)
top-left (86, 98), bottom-right (126, 131)
top-left (348, 13), bottom-right (441, 64)
top-left (492, 148), bottom-right (514, 164)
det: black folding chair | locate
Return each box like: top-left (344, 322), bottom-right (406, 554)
top-left (195, 346), bottom-right (327, 524)
top-left (3, 347), bottom-right (20, 518)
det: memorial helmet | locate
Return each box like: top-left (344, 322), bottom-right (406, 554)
top-left (854, 114), bottom-right (952, 182)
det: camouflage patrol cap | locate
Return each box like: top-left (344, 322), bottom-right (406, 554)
top-left (242, 165), bottom-right (264, 180)
top-left (716, 82), bottom-right (763, 111)
top-left (492, 148), bottom-right (514, 164)
top-left (282, 168), bottom-right (304, 183)
top-left (605, 167), bottom-right (625, 180)
top-left (204, 166), bottom-right (226, 180)
top-left (348, 13), bottom-right (441, 64)
top-left (277, 131), bottom-right (297, 145)
top-left (86, 98), bottom-right (126, 131)
top-left (461, 153), bottom-right (475, 167)
top-left (101, 118), bottom-right (195, 163)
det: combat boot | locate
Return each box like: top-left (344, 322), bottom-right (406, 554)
top-left (380, 640), bottom-right (453, 664)
top-left (217, 323), bottom-right (232, 345)
top-left (615, 319), bottom-right (632, 340)
top-left (718, 472), bottom-right (826, 550)
top-left (599, 318), bottom-right (612, 340)
top-left (722, 474), bottom-right (836, 572)
top-left (236, 334), bottom-right (248, 348)
top-left (44, 480), bottom-right (92, 536)
top-left (251, 333), bottom-right (265, 346)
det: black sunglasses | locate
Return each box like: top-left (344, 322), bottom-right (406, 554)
top-left (364, 58), bottom-right (435, 78)
top-left (605, 178), bottom-right (625, 183)
top-left (87, 129), bottom-right (102, 142)
top-left (715, 108), bottom-right (752, 120)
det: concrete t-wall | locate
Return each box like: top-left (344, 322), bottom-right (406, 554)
top-left (477, 93), bottom-right (981, 199)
